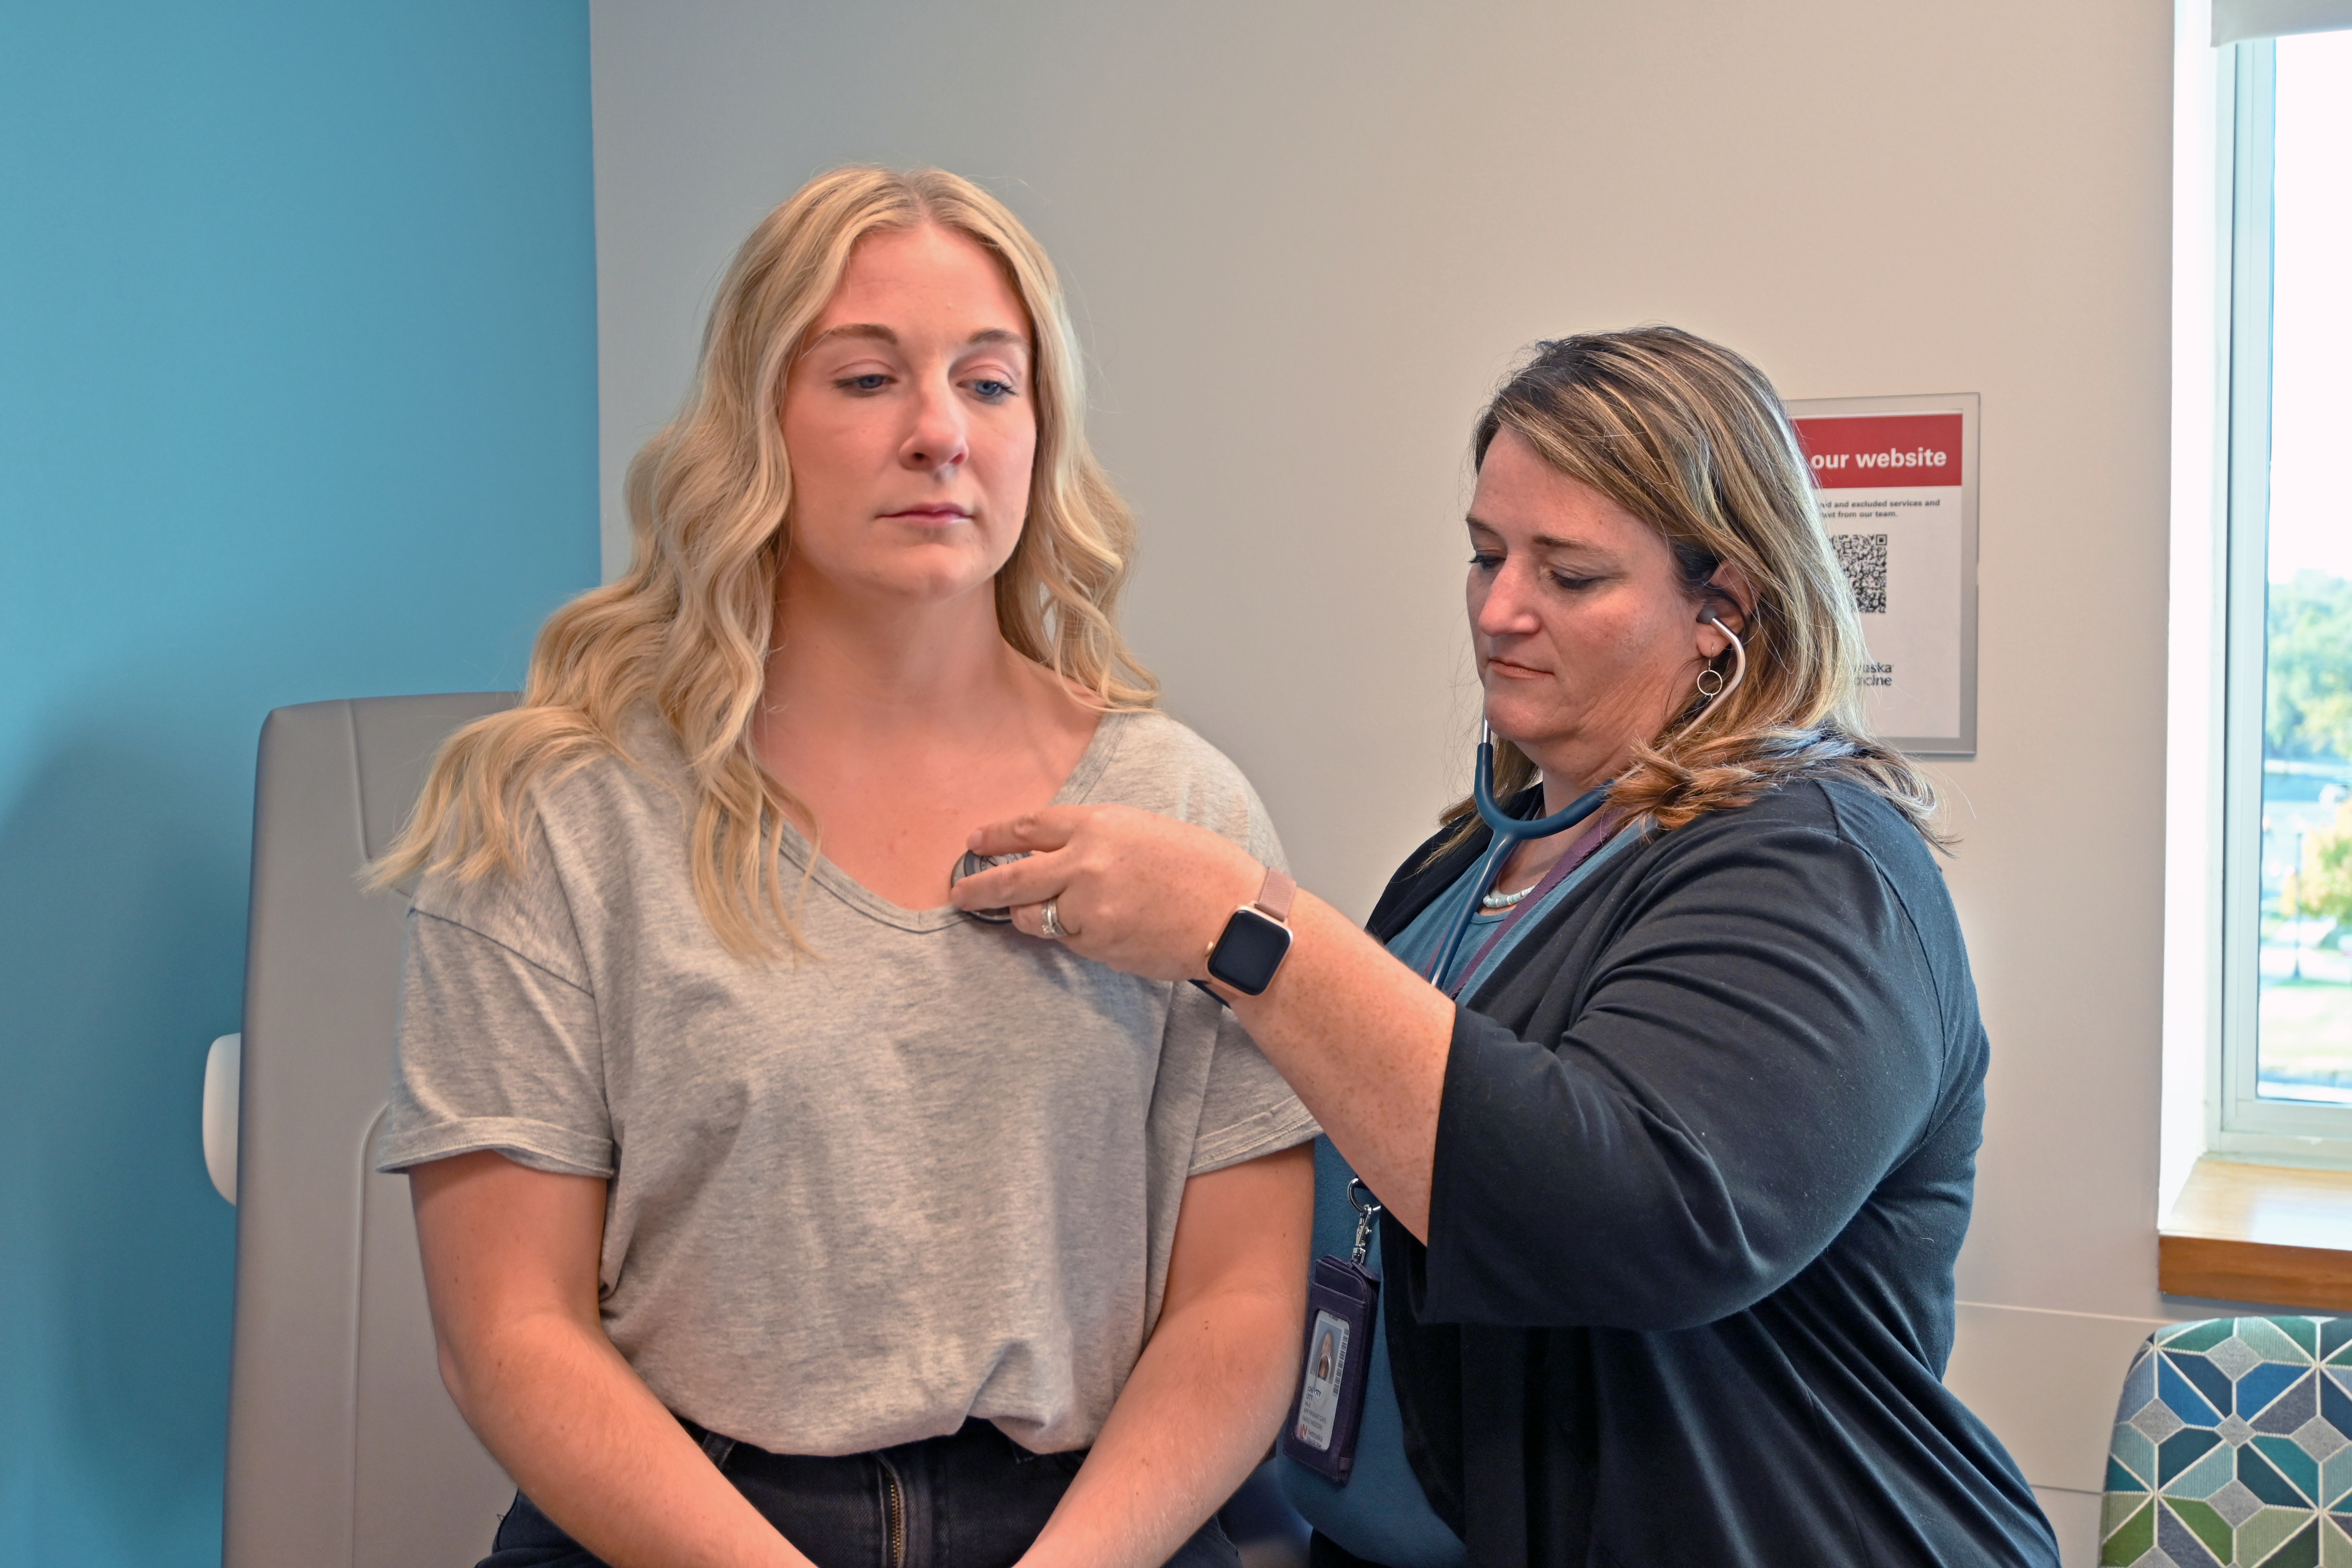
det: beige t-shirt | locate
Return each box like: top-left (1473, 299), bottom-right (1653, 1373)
top-left (375, 709), bottom-right (1317, 1457)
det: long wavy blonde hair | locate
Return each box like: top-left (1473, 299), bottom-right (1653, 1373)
top-left (1436, 326), bottom-right (1944, 855)
top-left (372, 166), bottom-right (1156, 956)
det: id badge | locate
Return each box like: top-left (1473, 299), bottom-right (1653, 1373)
top-left (1278, 1181), bottom-right (1383, 1483)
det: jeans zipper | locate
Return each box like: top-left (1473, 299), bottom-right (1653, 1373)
top-left (877, 1453), bottom-right (907, 1568)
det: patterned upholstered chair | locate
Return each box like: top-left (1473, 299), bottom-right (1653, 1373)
top-left (2102, 1317), bottom-right (2352, 1567)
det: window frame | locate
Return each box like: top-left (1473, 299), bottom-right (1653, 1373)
top-left (2210, 36), bottom-right (2352, 1153)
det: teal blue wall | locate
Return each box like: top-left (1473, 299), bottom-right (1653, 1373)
top-left (0, 3), bottom-right (598, 1560)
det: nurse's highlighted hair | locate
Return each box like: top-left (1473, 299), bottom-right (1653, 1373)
top-left (1437, 326), bottom-right (1946, 856)
top-left (370, 167), bottom-right (1156, 957)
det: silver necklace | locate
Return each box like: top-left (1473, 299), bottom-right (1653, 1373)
top-left (1480, 884), bottom-right (1531, 911)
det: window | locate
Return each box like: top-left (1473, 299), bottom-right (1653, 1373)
top-left (2219, 29), bottom-right (2352, 1146)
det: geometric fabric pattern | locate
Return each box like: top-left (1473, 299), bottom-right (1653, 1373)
top-left (2103, 1318), bottom-right (2352, 1567)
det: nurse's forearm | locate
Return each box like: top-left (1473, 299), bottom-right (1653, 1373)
top-left (1225, 896), bottom-right (1457, 1239)
top-left (1022, 1147), bottom-right (1312, 1568)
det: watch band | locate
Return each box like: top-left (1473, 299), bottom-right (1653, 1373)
top-left (1254, 867), bottom-right (1297, 923)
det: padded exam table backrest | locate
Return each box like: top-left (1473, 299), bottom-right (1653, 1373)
top-left (224, 693), bottom-right (517, 1568)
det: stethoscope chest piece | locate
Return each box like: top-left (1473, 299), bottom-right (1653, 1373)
top-left (949, 849), bottom-right (1029, 924)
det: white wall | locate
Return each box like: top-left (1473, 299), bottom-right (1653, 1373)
top-left (589, 3), bottom-right (2180, 1560)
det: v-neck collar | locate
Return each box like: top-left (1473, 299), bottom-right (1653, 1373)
top-left (774, 709), bottom-right (1131, 933)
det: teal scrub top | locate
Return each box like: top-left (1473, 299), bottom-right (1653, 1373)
top-left (1275, 828), bottom-right (1633, 1566)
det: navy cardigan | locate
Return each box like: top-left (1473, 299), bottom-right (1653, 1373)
top-left (1366, 778), bottom-right (2060, 1568)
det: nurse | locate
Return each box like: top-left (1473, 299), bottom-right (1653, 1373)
top-left (953, 327), bottom-right (2063, 1568)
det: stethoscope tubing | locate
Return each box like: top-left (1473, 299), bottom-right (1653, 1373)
top-left (1425, 726), bottom-right (1610, 990)
top-left (1433, 617), bottom-right (1742, 988)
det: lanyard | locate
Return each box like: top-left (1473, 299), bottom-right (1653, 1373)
top-left (1427, 809), bottom-right (1620, 998)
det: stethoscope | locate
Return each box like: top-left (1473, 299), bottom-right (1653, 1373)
top-left (952, 615), bottom-right (1745, 977)
top-left (1421, 727), bottom-right (1610, 988)
top-left (1425, 615), bottom-right (1746, 988)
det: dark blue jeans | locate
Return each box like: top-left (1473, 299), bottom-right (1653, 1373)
top-left (479, 1417), bottom-right (1242, 1568)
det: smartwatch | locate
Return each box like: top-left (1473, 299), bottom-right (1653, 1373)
top-left (1203, 867), bottom-right (1298, 996)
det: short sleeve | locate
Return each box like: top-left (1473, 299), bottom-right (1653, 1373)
top-left (374, 903), bottom-right (613, 1179)
top-left (1188, 1010), bottom-right (1321, 1173)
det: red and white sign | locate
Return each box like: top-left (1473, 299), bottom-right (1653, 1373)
top-left (1795, 413), bottom-right (1963, 489)
top-left (1787, 398), bottom-right (1977, 754)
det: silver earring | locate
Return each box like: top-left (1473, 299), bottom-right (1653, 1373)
top-left (1684, 617), bottom-right (1747, 727)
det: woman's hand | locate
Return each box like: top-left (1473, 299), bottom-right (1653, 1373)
top-left (953, 805), bottom-right (1266, 983)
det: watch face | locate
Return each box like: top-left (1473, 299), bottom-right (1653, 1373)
top-left (1208, 907), bottom-right (1293, 996)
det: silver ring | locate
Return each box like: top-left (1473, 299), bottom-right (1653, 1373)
top-left (1039, 900), bottom-right (1065, 940)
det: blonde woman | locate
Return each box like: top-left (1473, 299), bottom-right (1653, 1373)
top-left (373, 168), bottom-right (1316, 1568)
top-left (956, 329), bottom-right (2061, 1567)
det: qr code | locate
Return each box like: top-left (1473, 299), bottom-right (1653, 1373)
top-left (1832, 533), bottom-right (1888, 615)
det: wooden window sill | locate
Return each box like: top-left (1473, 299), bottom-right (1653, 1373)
top-left (2161, 1156), bottom-right (2352, 1309)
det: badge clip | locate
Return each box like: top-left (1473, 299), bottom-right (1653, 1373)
top-left (1279, 1179), bottom-right (1383, 1483)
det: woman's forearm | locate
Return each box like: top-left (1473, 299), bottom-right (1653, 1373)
top-left (441, 1306), bottom-right (814, 1568)
top-left (1227, 895), bottom-right (1456, 1239)
top-left (1021, 1276), bottom-right (1298, 1567)
top-left (412, 1152), bottom-right (811, 1568)
top-left (1022, 1146), bottom-right (1313, 1568)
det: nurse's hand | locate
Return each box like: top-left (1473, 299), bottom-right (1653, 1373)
top-left (953, 806), bottom-right (1263, 984)
top-left (965, 805), bottom-right (1456, 1241)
